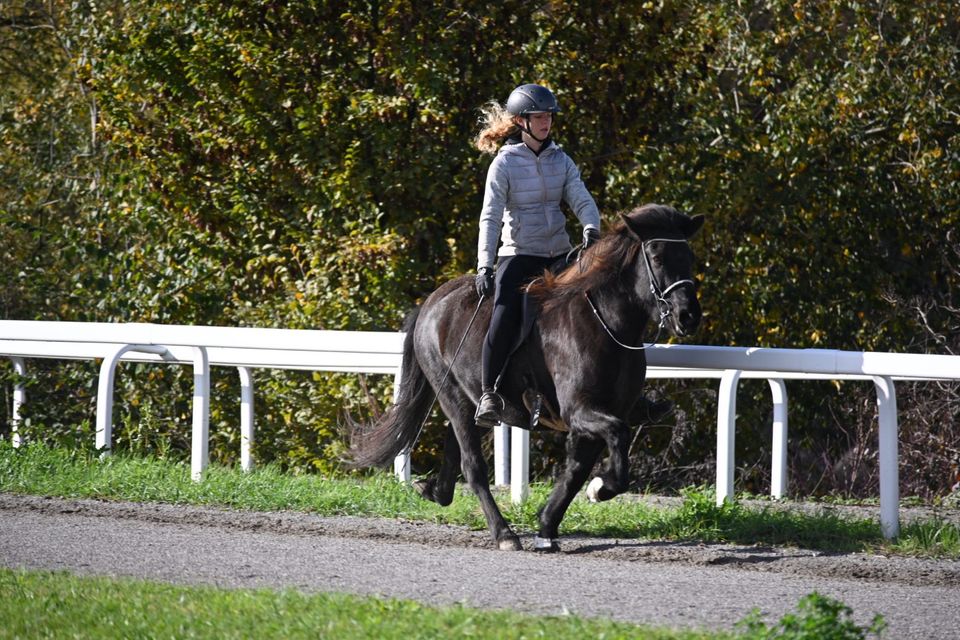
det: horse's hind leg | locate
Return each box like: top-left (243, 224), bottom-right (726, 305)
top-left (584, 420), bottom-right (632, 503)
top-left (414, 424), bottom-right (460, 507)
top-left (439, 390), bottom-right (521, 551)
top-left (535, 432), bottom-right (605, 552)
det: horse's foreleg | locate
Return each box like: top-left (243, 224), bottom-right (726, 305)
top-left (414, 424), bottom-right (460, 507)
top-left (535, 432), bottom-right (604, 552)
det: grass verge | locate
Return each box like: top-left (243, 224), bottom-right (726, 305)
top-left (0, 568), bottom-right (888, 639)
top-left (1, 441), bottom-right (958, 557)
top-left (0, 568), bottom-right (724, 640)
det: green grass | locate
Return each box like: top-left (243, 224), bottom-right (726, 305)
top-left (0, 569), bottom-right (886, 640)
top-left (0, 569), bottom-right (888, 640)
top-left (0, 568), bottom-right (724, 640)
top-left (1, 441), bottom-right (958, 557)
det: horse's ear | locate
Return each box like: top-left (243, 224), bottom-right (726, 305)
top-left (619, 212), bottom-right (644, 241)
top-left (683, 214), bottom-right (705, 238)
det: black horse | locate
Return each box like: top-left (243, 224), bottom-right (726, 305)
top-left (350, 203), bottom-right (703, 551)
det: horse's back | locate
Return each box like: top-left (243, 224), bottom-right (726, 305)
top-left (419, 274), bottom-right (476, 327)
top-left (413, 274), bottom-right (488, 379)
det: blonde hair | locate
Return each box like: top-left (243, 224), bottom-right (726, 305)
top-left (474, 101), bottom-right (519, 155)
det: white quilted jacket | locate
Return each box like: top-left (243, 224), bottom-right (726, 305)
top-left (477, 139), bottom-right (600, 270)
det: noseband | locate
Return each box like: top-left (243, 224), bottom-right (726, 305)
top-left (640, 237), bottom-right (696, 328)
top-left (585, 237), bottom-right (695, 351)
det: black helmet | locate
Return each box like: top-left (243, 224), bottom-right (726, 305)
top-left (505, 84), bottom-right (560, 116)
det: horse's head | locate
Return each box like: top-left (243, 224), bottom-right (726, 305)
top-left (527, 203), bottom-right (703, 341)
top-left (619, 204), bottom-right (704, 338)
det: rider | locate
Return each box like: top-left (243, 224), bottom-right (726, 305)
top-left (473, 83), bottom-right (601, 428)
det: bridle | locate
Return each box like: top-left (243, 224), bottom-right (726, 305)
top-left (584, 237), bottom-right (695, 351)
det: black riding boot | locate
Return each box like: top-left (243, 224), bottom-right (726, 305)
top-left (474, 389), bottom-right (504, 428)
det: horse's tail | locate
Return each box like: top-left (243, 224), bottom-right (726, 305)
top-left (346, 307), bottom-right (435, 468)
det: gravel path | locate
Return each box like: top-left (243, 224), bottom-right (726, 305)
top-left (2, 492), bottom-right (959, 638)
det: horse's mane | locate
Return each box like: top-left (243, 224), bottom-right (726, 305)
top-left (527, 203), bottom-right (685, 313)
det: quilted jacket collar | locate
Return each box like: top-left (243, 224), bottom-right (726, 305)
top-left (503, 134), bottom-right (555, 156)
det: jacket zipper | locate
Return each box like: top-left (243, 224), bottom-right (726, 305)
top-left (536, 152), bottom-right (548, 216)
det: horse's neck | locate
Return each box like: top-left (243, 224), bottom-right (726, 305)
top-left (584, 283), bottom-right (651, 341)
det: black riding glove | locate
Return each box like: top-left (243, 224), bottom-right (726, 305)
top-left (475, 267), bottom-right (494, 299)
top-left (583, 227), bottom-right (600, 249)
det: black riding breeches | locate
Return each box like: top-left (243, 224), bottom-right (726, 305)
top-left (481, 254), bottom-right (556, 391)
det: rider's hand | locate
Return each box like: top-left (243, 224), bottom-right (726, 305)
top-left (475, 267), bottom-right (495, 299)
top-left (583, 227), bottom-right (600, 249)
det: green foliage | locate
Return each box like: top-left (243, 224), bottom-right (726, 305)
top-left (894, 518), bottom-right (960, 558)
top-left (737, 592), bottom-right (886, 640)
top-left (2, 1), bottom-right (958, 493)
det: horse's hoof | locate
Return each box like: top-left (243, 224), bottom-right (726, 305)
top-left (586, 476), bottom-right (604, 502)
top-left (533, 536), bottom-right (561, 553)
top-left (413, 479), bottom-right (434, 502)
top-left (498, 536), bottom-right (523, 551)
top-left (414, 479), bottom-right (453, 506)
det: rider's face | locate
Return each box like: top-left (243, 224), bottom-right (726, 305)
top-left (526, 112), bottom-right (553, 138)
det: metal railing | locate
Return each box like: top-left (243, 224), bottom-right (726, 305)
top-left (3, 320), bottom-right (959, 539)
top-left (0, 321), bottom-right (402, 481)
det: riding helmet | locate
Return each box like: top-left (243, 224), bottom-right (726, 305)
top-left (505, 84), bottom-right (561, 116)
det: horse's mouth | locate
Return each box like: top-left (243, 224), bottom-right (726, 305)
top-left (672, 312), bottom-right (701, 337)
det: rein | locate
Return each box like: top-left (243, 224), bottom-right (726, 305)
top-left (585, 237), bottom-right (694, 351)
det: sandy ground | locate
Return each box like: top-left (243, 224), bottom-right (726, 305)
top-left (2, 492), bottom-right (959, 638)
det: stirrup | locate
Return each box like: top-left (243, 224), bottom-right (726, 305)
top-left (474, 391), bottom-right (504, 427)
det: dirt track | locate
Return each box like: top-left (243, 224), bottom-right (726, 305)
top-left (2, 492), bottom-right (959, 638)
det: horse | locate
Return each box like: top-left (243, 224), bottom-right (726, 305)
top-left (349, 203), bottom-right (703, 551)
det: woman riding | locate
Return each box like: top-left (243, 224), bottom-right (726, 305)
top-left (473, 83), bottom-right (601, 427)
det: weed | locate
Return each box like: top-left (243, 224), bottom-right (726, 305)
top-left (737, 592), bottom-right (886, 639)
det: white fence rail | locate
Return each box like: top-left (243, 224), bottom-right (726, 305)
top-left (3, 320), bottom-right (959, 539)
top-left (0, 322), bottom-right (403, 482)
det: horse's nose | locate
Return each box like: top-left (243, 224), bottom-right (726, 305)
top-left (677, 306), bottom-right (701, 336)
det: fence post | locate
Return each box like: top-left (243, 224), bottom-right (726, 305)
top-left (95, 344), bottom-right (168, 457)
top-left (494, 424), bottom-right (510, 486)
top-left (238, 366), bottom-right (254, 472)
top-left (768, 378), bottom-right (788, 499)
top-left (873, 375), bottom-right (900, 539)
top-left (716, 369), bottom-right (742, 504)
top-left (393, 449), bottom-right (411, 482)
top-left (510, 425), bottom-right (529, 503)
top-left (190, 347), bottom-right (210, 482)
top-left (391, 365), bottom-right (411, 482)
top-left (11, 357), bottom-right (25, 448)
